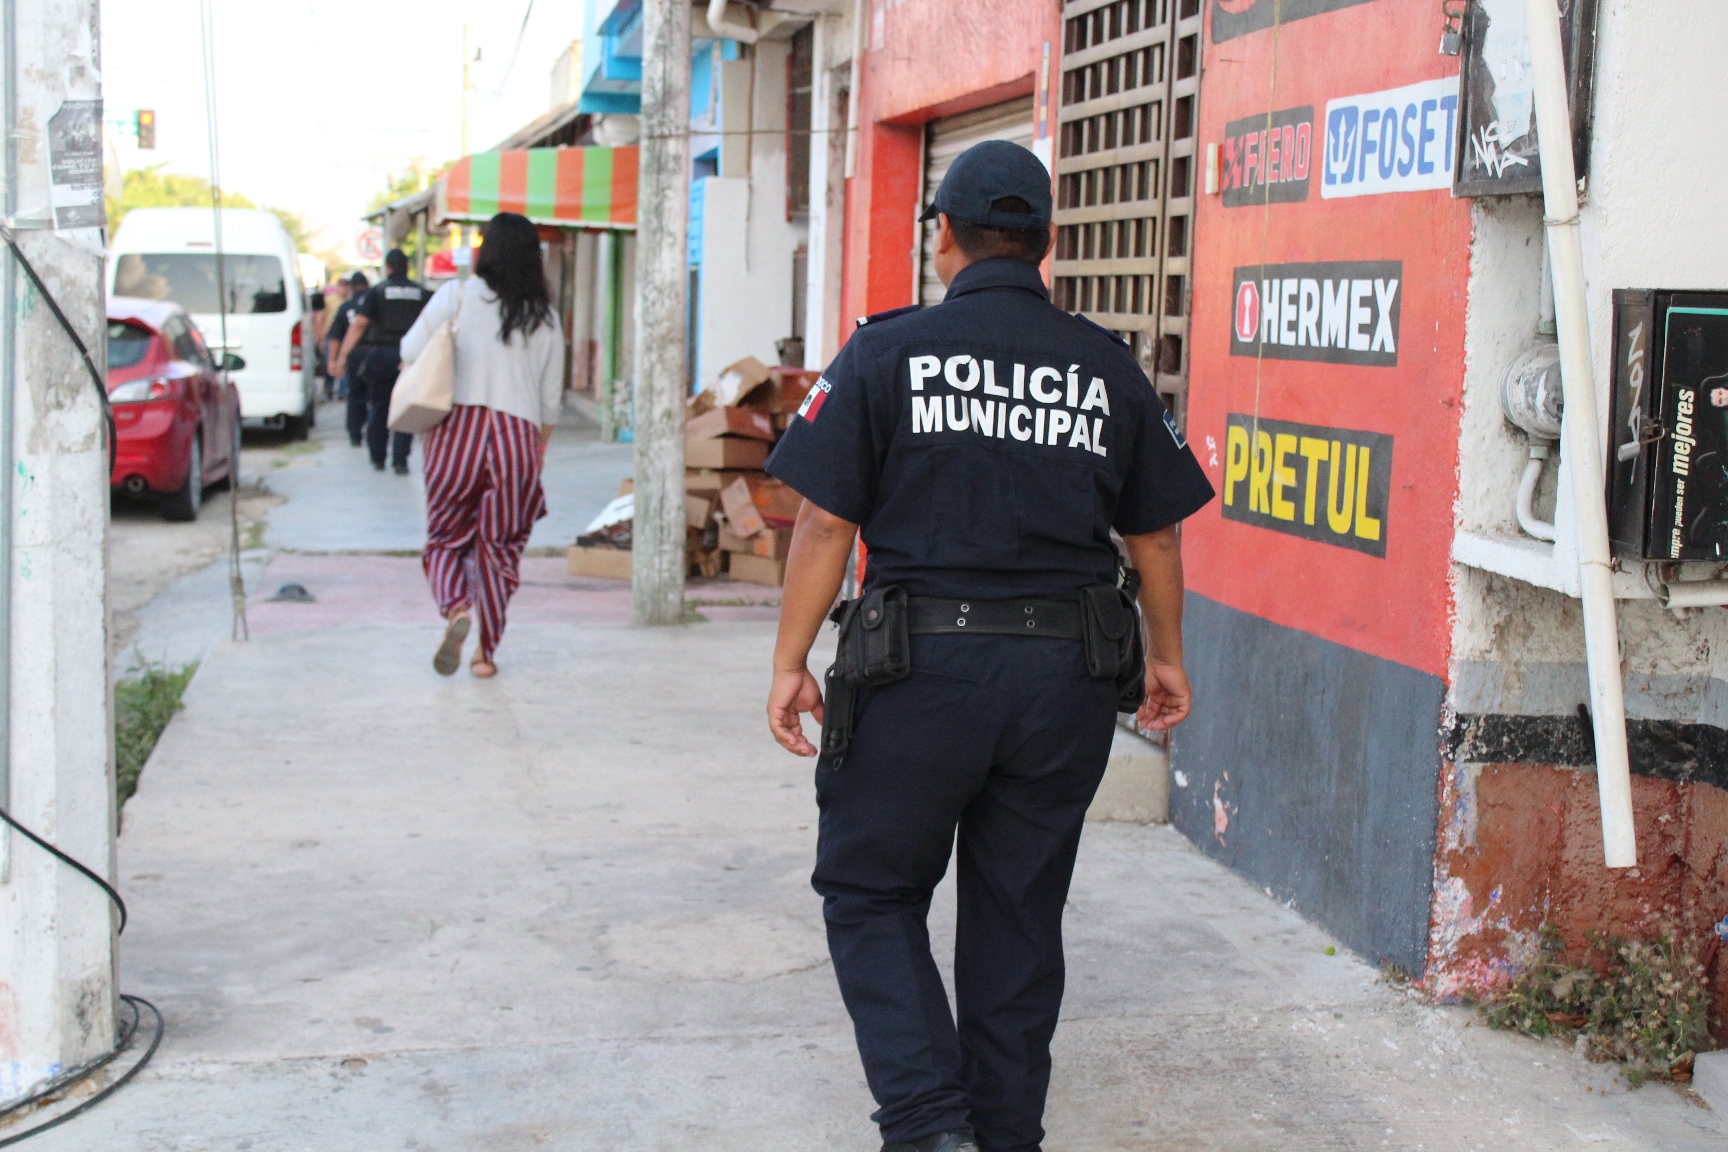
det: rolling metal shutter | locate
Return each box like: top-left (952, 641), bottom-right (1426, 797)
top-left (918, 96), bottom-right (1037, 308)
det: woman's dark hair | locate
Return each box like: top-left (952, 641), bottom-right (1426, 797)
top-left (474, 212), bottom-right (554, 343)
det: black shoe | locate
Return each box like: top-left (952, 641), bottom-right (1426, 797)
top-left (350, 438), bottom-right (363, 447)
top-left (882, 1133), bottom-right (979, 1152)
top-left (372, 461), bottom-right (385, 471)
top-left (393, 462), bottom-right (410, 475)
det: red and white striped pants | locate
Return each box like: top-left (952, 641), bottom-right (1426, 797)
top-left (421, 404), bottom-right (547, 660)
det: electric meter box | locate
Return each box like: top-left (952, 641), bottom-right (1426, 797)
top-left (1606, 289), bottom-right (1728, 561)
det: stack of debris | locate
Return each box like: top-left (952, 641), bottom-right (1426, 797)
top-left (569, 357), bottom-right (820, 587)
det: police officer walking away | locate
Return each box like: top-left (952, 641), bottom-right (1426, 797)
top-left (334, 249), bottom-right (430, 473)
top-left (325, 271), bottom-right (369, 445)
top-left (764, 141), bottom-right (1214, 1152)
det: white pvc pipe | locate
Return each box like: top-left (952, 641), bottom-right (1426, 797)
top-left (706, 0), bottom-right (754, 42)
top-left (1527, 0), bottom-right (1636, 868)
top-left (844, 0), bottom-right (866, 178)
top-left (708, 0), bottom-right (780, 44)
top-left (1515, 455), bottom-right (1557, 541)
top-left (1660, 581), bottom-right (1728, 610)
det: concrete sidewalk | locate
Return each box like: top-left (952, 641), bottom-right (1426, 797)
top-left (261, 399), bottom-right (632, 554)
top-left (33, 568), bottom-right (1728, 1149)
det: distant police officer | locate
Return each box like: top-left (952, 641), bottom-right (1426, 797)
top-left (335, 249), bottom-right (430, 473)
top-left (764, 141), bottom-right (1214, 1152)
top-left (325, 271), bottom-right (370, 445)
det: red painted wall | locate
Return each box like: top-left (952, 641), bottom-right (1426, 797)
top-left (840, 0), bottom-right (1061, 340)
top-left (1186, 2), bottom-right (1471, 680)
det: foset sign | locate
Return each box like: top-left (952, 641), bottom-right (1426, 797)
top-left (1322, 77), bottom-right (1459, 198)
top-left (1230, 261), bottom-right (1402, 367)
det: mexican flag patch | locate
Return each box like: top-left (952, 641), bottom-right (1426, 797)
top-left (797, 377), bottom-right (832, 423)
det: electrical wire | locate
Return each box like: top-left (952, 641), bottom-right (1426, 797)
top-left (199, 0), bottom-right (248, 642)
top-left (0, 224), bottom-right (115, 473)
top-left (0, 804), bottom-right (164, 1145)
top-left (491, 0), bottom-right (537, 96)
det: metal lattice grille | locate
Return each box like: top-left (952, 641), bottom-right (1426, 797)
top-left (1052, 0), bottom-right (1202, 419)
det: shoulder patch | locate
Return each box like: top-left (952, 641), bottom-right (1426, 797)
top-left (855, 304), bottom-right (922, 329)
top-left (1161, 405), bottom-right (1188, 449)
top-left (1073, 312), bottom-right (1131, 348)
top-left (796, 376), bottom-right (833, 423)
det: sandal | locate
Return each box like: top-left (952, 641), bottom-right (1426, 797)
top-left (433, 613), bottom-right (471, 676)
top-left (470, 656), bottom-right (497, 679)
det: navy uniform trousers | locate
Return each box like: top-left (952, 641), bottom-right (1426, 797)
top-left (351, 346), bottom-right (413, 469)
top-left (814, 631), bottom-right (1118, 1152)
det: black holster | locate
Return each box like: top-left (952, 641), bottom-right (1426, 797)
top-left (820, 585), bottom-right (911, 763)
top-left (1079, 568), bottom-right (1147, 713)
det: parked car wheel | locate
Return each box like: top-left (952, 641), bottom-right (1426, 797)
top-left (161, 432), bottom-right (203, 522)
top-left (288, 409), bottom-right (312, 440)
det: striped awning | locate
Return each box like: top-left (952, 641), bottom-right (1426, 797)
top-left (440, 147), bottom-right (639, 230)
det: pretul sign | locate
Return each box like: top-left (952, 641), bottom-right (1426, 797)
top-left (1221, 412), bottom-right (1392, 557)
top-left (1229, 261), bottom-right (1402, 367)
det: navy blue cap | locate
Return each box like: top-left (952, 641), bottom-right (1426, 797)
top-left (919, 140), bottom-right (1053, 231)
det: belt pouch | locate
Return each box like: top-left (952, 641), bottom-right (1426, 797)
top-left (853, 585), bottom-right (910, 685)
top-left (1079, 584), bottom-right (1130, 680)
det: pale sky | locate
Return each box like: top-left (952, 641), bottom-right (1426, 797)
top-left (100, 0), bottom-right (585, 256)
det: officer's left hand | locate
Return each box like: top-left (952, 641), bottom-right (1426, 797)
top-left (768, 668), bottom-right (825, 756)
top-left (1137, 662), bottom-right (1192, 731)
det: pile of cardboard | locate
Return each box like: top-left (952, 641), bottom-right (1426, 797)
top-left (569, 357), bottom-right (818, 587)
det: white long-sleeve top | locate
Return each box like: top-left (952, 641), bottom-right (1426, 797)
top-left (400, 278), bottom-right (565, 427)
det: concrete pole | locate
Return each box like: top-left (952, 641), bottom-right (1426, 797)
top-left (631, 0), bottom-right (690, 626)
top-left (0, 0), bottom-right (119, 1106)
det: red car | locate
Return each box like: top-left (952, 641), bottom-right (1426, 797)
top-left (108, 297), bottom-right (242, 521)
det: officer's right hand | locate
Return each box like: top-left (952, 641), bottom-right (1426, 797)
top-left (768, 668), bottom-right (825, 756)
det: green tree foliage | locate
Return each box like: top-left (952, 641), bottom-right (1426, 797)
top-left (108, 166), bottom-right (313, 254)
top-left (366, 161), bottom-right (453, 263)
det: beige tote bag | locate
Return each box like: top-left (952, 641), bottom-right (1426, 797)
top-left (387, 288), bottom-right (460, 433)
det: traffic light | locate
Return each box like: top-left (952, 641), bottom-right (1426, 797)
top-left (136, 109), bottom-right (155, 149)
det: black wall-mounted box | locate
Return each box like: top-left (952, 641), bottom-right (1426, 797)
top-left (1607, 290), bottom-right (1728, 562)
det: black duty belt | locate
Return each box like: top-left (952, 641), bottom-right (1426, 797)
top-left (907, 596), bottom-right (1083, 639)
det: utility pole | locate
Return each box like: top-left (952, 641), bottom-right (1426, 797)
top-left (0, 0), bottom-right (119, 1108)
top-left (461, 25), bottom-right (473, 157)
top-left (631, 0), bottom-right (690, 626)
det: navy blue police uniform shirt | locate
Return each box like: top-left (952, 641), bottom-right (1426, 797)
top-left (327, 296), bottom-right (362, 349)
top-left (766, 257), bottom-right (1215, 600)
top-left (356, 274), bottom-right (433, 346)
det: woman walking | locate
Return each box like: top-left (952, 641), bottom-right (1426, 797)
top-left (401, 212), bottom-right (564, 678)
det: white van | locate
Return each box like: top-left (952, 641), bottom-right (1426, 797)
top-left (109, 208), bottom-right (316, 436)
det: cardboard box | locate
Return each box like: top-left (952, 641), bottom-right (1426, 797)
top-left (684, 468), bottom-right (754, 493)
top-left (719, 474), bottom-right (802, 536)
top-left (686, 404), bottom-right (777, 443)
top-left (567, 544), bottom-right (633, 581)
top-left (712, 356), bottom-right (774, 406)
top-left (771, 369), bottom-right (821, 416)
top-left (686, 436), bottom-right (770, 470)
top-left (728, 552), bottom-right (786, 587)
top-left (721, 524), bottom-right (793, 560)
top-left (686, 492), bottom-right (717, 531)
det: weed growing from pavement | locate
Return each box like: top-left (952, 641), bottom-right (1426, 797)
top-left (1480, 922), bottom-right (1710, 1086)
top-left (115, 659), bottom-right (198, 810)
